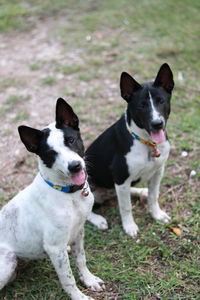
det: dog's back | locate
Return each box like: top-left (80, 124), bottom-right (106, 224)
top-left (86, 116), bottom-right (134, 188)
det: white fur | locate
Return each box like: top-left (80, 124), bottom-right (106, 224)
top-left (0, 122), bottom-right (104, 300)
top-left (87, 212), bottom-right (108, 230)
top-left (149, 91), bottom-right (165, 126)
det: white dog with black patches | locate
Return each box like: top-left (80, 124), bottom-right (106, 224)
top-left (0, 98), bottom-right (104, 300)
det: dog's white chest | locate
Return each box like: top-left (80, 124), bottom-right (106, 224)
top-left (33, 179), bottom-right (94, 246)
top-left (0, 176), bottom-right (94, 259)
top-left (57, 191), bottom-right (94, 244)
top-left (125, 140), bottom-right (170, 183)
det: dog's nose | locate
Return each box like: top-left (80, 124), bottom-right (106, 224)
top-left (68, 161), bottom-right (82, 173)
top-left (151, 119), bottom-right (163, 130)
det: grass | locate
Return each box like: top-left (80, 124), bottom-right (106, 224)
top-left (0, 0), bottom-right (200, 300)
top-left (0, 78), bottom-right (24, 90)
top-left (14, 111), bottom-right (29, 121)
top-left (29, 63), bottom-right (41, 71)
top-left (41, 76), bottom-right (57, 85)
top-left (55, 64), bottom-right (85, 75)
top-left (0, 95), bottom-right (30, 117)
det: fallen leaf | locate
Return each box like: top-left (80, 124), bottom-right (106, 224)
top-left (168, 226), bottom-right (182, 236)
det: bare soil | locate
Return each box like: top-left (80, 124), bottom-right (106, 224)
top-left (0, 18), bottom-right (105, 199)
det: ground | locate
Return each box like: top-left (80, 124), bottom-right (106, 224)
top-left (0, 1), bottom-right (199, 299)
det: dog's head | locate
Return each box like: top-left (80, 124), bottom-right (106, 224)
top-left (120, 63), bottom-right (174, 143)
top-left (18, 98), bottom-right (86, 185)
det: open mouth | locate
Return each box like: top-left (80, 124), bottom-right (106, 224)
top-left (71, 169), bottom-right (87, 185)
top-left (150, 129), bottom-right (166, 144)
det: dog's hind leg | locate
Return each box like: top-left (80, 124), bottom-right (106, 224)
top-left (148, 166), bottom-right (171, 223)
top-left (71, 229), bottom-right (105, 292)
top-left (87, 212), bottom-right (108, 230)
top-left (0, 246), bottom-right (17, 290)
top-left (130, 187), bottom-right (148, 200)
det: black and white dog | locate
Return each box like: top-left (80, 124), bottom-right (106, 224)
top-left (86, 63), bottom-right (174, 238)
top-left (0, 99), bottom-right (104, 300)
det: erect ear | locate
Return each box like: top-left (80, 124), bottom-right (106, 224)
top-left (56, 98), bottom-right (79, 129)
top-left (120, 72), bottom-right (142, 102)
top-left (18, 125), bottom-right (43, 154)
top-left (153, 63), bottom-right (174, 94)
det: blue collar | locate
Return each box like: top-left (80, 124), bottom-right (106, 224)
top-left (40, 174), bottom-right (85, 193)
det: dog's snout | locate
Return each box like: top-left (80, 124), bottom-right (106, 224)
top-left (151, 119), bottom-right (163, 130)
top-left (68, 161), bottom-right (82, 173)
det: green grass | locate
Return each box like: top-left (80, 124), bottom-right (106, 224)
top-left (0, 95), bottom-right (22, 114)
top-left (0, 78), bottom-right (24, 90)
top-left (14, 111), bottom-right (29, 121)
top-left (5, 95), bottom-right (21, 105)
top-left (41, 76), bottom-right (57, 85)
top-left (0, 0), bottom-right (200, 299)
top-left (29, 63), bottom-right (41, 71)
top-left (55, 64), bottom-right (85, 75)
top-left (0, 94), bottom-right (30, 117)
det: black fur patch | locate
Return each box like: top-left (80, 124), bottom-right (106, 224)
top-left (38, 128), bottom-right (57, 168)
top-left (61, 126), bottom-right (85, 158)
top-left (131, 178), bottom-right (141, 186)
top-left (86, 115), bottom-right (133, 187)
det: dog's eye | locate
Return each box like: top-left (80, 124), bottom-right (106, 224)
top-left (157, 97), bottom-right (164, 104)
top-left (141, 101), bottom-right (147, 108)
top-left (65, 137), bottom-right (75, 145)
top-left (67, 137), bottom-right (75, 144)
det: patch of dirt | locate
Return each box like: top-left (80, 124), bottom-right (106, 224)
top-left (0, 18), bottom-right (104, 199)
top-left (0, 23), bottom-right (54, 195)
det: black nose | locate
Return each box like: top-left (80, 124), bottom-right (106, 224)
top-left (151, 119), bottom-right (163, 130)
top-left (68, 161), bottom-right (82, 173)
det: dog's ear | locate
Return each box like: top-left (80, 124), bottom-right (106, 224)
top-left (120, 72), bottom-right (142, 102)
top-left (154, 63), bottom-right (174, 94)
top-left (56, 98), bottom-right (79, 130)
top-left (18, 126), bottom-right (43, 154)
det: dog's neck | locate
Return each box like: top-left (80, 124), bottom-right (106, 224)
top-left (125, 112), bottom-right (150, 141)
top-left (38, 159), bottom-right (72, 186)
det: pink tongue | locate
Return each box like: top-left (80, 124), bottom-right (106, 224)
top-left (150, 130), bottom-right (166, 144)
top-left (71, 170), bottom-right (86, 185)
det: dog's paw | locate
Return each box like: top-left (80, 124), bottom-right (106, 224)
top-left (80, 296), bottom-right (94, 300)
top-left (123, 222), bottom-right (139, 238)
top-left (87, 212), bottom-right (108, 230)
top-left (67, 245), bottom-right (71, 253)
top-left (75, 294), bottom-right (94, 300)
top-left (151, 209), bottom-right (171, 223)
top-left (140, 188), bottom-right (148, 200)
top-left (130, 187), bottom-right (148, 200)
top-left (71, 289), bottom-right (95, 300)
top-left (81, 274), bottom-right (105, 292)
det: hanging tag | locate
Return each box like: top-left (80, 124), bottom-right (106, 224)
top-left (81, 182), bottom-right (89, 197)
top-left (82, 189), bottom-right (89, 197)
top-left (151, 149), bottom-right (161, 157)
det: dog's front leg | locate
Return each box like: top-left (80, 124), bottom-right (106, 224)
top-left (115, 181), bottom-right (139, 237)
top-left (71, 229), bottom-right (105, 292)
top-left (148, 166), bottom-right (171, 223)
top-left (44, 243), bottom-right (94, 300)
